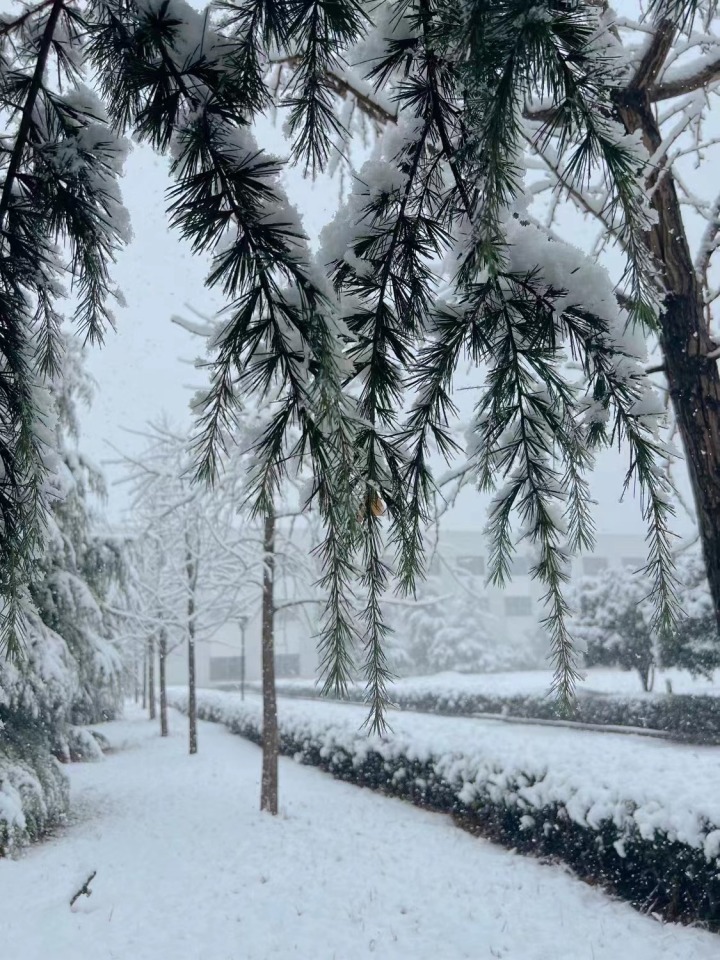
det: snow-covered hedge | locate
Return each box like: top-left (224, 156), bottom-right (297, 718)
top-left (0, 738), bottom-right (69, 857)
top-left (171, 688), bottom-right (720, 930)
top-left (244, 679), bottom-right (720, 743)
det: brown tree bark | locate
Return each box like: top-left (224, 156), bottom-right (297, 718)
top-left (260, 506), bottom-right (279, 815)
top-left (147, 635), bottom-right (156, 721)
top-left (186, 534), bottom-right (198, 755)
top-left (616, 28), bottom-right (720, 638)
top-left (158, 626), bottom-right (168, 737)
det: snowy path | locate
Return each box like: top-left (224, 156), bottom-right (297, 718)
top-left (1, 707), bottom-right (718, 960)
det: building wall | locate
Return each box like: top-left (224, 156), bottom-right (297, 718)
top-left (164, 530), bottom-right (652, 687)
top-left (428, 530), bottom-right (652, 647)
top-left (165, 603), bottom-right (320, 687)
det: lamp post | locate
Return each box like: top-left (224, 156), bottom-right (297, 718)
top-left (239, 615), bottom-right (248, 700)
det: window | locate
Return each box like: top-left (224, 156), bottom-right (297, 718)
top-left (275, 653), bottom-right (300, 678)
top-left (622, 557), bottom-right (645, 571)
top-left (209, 656), bottom-right (244, 682)
top-left (456, 555), bottom-right (485, 576)
top-left (583, 556), bottom-right (608, 575)
top-left (510, 555), bottom-right (531, 575)
top-left (505, 595), bottom-right (533, 616)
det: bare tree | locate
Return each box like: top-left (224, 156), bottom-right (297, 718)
top-left (147, 634), bottom-right (156, 722)
top-left (110, 422), bottom-right (262, 752)
top-left (260, 507), bottom-right (279, 814)
top-left (141, 645), bottom-right (147, 711)
top-left (158, 626), bottom-right (169, 738)
top-left (173, 311), bottom-right (325, 809)
top-left (185, 527), bottom-right (199, 756)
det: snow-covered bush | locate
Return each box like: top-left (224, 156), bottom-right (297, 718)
top-left (0, 725), bottom-right (70, 857)
top-left (387, 579), bottom-right (536, 675)
top-left (569, 553), bottom-right (720, 692)
top-left (570, 569), bottom-right (657, 691)
top-left (260, 676), bottom-right (720, 741)
top-left (170, 688), bottom-right (720, 930)
top-left (660, 550), bottom-right (720, 679)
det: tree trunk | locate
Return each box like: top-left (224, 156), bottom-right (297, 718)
top-left (147, 635), bottom-right (156, 721)
top-left (260, 507), bottom-right (279, 815)
top-left (159, 627), bottom-right (168, 737)
top-left (617, 68), bottom-right (720, 639)
top-left (186, 536), bottom-right (198, 756)
top-left (142, 647), bottom-right (147, 710)
top-left (639, 659), bottom-right (655, 693)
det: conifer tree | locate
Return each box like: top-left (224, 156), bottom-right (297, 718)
top-left (30, 339), bottom-right (124, 725)
top-left (0, 0), bottom-right (129, 654)
top-left (0, 338), bottom-right (124, 850)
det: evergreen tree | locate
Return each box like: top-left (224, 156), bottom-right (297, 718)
top-left (0, 2), bottom-right (129, 654)
top-left (385, 578), bottom-right (536, 675)
top-left (570, 550), bottom-right (720, 691)
top-left (30, 339), bottom-right (124, 727)
top-left (0, 339), bottom-right (124, 851)
top-left (4, 0), bottom-right (720, 730)
top-left (570, 568), bottom-right (659, 692)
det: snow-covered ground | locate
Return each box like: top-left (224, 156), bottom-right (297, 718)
top-left (1, 705), bottom-right (718, 960)
top-left (275, 667), bottom-right (720, 700)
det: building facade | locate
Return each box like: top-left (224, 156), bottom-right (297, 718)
top-left (165, 529), bottom-right (653, 687)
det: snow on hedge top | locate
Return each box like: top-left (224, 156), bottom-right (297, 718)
top-left (175, 687), bottom-right (720, 861)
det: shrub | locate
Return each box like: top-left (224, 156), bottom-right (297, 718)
top-left (256, 679), bottom-right (720, 743)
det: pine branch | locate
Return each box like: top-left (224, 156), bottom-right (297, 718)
top-left (0, 0), bottom-right (65, 232)
top-left (270, 54), bottom-right (398, 127)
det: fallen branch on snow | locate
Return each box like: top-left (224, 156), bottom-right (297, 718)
top-left (70, 871), bottom-right (97, 908)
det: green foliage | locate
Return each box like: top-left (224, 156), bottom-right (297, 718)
top-left (0, 0), bottom-right (129, 655)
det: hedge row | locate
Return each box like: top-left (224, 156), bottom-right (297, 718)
top-left (171, 689), bottom-right (720, 931)
top-left (0, 735), bottom-right (69, 857)
top-left (243, 680), bottom-right (720, 744)
top-left (0, 725), bottom-right (107, 857)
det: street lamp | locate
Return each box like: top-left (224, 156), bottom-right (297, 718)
top-left (238, 616), bottom-right (248, 700)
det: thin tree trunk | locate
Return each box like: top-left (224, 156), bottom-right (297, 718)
top-left (186, 535), bottom-right (198, 755)
top-left (260, 507), bottom-right (279, 815)
top-left (134, 655), bottom-right (139, 703)
top-left (159, 627), bottom-right (168, 737)
top-left (617, 38), bottom-right (720, 639)
top-left (147, 635), bottom-right (156, 721)
top-left (142, 647), bottom-right (147, 710)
